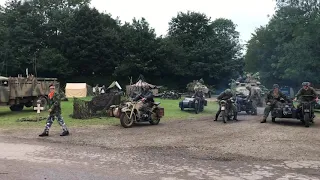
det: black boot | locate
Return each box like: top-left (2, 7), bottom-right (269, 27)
top-left (214, 114), bottom-right (218, 121)
top-left (39, 130), bottom-right (49, 137)
top-left (233, 114), bottom-right (238, 121)
top-left (261, 118), bottom-right (266, 123)
top-left (60, 130), bottom-right (69, 136)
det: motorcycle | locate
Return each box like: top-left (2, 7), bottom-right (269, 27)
top-left (219, 98), bottom-right (235, 123)
top-left (271, 95), bottom-right (315, 127)
top-left (118, 99), bottom-right (164, 128)
top-left (235, 93), bottom-right (254, 115)
top-left (298, 95), bottom-right (316, 127)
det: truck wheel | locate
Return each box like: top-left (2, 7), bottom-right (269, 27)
top-left (34, 96), bottom-right (48, 110)
top-left (10, 104), bottom-right (24, 111)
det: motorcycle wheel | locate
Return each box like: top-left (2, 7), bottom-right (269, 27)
top-left (246, 110), bottom-right (251, 115)
top-left (195, 101), bottom-right (200, 114)
top-left (221, 110), bottom-right (226, 123)
top-left (304, 113), bottom-right (310, 127)
top-left (120, 112), bottom-right (134, 128)
top-left (149, 110), bottom-right (161, 125)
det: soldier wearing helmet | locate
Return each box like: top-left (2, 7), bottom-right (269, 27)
top-left (246, 85), bottom-right (258, 115)
top-left (294, 82), bottom-right (317, 119)
top-left (261, 84), bottom-right (288, 123)
top-left (214, 88), bottom-right (237, 121)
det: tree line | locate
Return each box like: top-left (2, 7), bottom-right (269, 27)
top-left (245, 0), bottom-right (320, 88)
top-left (0, 0), bottom-right (243, 90)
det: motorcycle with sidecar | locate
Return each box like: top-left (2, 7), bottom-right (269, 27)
top-left (235, 92), bottom-right (254, 115)
top-left (117, 99), bottom-right (164, 128)
top-left (179, 96), bottom-right (207, 114)
top-left (270, 95), bottom-right (315, 127)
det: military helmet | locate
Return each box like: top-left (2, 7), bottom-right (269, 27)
top-left (302, 82), bottom-right (310, 86)
top-left (273, 84), bottom-right (279, 89)
top-left (225, 89), bottom-right (231, 93)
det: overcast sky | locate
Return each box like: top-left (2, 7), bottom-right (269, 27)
top-left (1, 0), bottom-right (276, 44)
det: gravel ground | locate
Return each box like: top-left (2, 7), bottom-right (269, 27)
top-left (1, 107), bottom-right (320, 179)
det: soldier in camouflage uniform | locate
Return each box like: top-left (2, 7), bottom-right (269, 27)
top-left (261, 84), bottom-right (288, 123)
top-left (214, 89), bottom-right (237, 121)
top-left (39, 84), bottom-right (69, 137)
top-left (246, 86), bottom-right (258, 115)
top-left (294, 82), bottom-right (317, 120)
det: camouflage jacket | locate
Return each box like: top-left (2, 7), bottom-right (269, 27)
top-left (49, 92), bottom-right (61, 114)
top-left (295, 87), bottom-right (317, 101)
top-left (265, 90), bottom-right (287, 104)
top-left (193, 91), bottom-right (204, 98)
top-left (133, 90), bottom-right (154, 102)
top-left (217, 91), bottom-right (233, 100)
top-left (248, 88), bottom-right (259, 100)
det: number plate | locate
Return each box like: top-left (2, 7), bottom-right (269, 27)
top-left (304, 109), bottom-right (310, 112)
top-left (221, 106), bottom-right (225, 110)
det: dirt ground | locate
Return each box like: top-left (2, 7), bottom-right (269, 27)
top-left (1, 108), bottom-right (320, 180)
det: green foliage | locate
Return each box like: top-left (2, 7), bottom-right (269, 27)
top-left (245, 0), bottom-right (320, 86)
top-left (0, 1), bottom-right (243, 89)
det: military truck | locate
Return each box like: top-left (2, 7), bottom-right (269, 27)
top-left (0, 75), bottom-right (59, 111)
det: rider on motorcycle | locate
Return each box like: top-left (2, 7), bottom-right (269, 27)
top-left (246, 86), bottom-right (258, 115)
top-left (214, 89), bottom-right (237, 121)
top-left (133, 85), bottom-right (154, 116)
top-left (294, 82), bottom-right (317, 119)
top-left (261, 84), bottom-right (288, 123)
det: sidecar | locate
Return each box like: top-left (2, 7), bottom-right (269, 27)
top-left (179, 97), bottom-right (207, 113)
top-left (271, 100), bottom-right (298, 121)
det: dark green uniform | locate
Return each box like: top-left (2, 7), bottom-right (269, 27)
top-left (262, 90), bottom-right (287, 121)
top-left (295, 87), bottom-right (317, 106)
top-left (215, 90), bottom-right (237, 121)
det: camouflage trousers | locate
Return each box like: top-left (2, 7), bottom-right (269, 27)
top-left (44, 113), bottom-right (68, 132)
top-left (251, 99), bottom-right (258, 114)
top-left (215, 103), bottom-right (237, 119)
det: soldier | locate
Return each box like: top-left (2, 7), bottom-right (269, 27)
top-left (193, 88), bottom-right (204, 107)
top-left (133, 85), bottom-right (154, 116)
top-left (214, 89), bottom-right (238, 121)
top-left (39, 84), bottom-right (69, 137)
top-left (294, 82), bottom-right (317, 120)
top-left (94, 84), bottom-right (99, 96)
top-left (261, 84), bottom-right (288, 123)
top-left (246, 86), bottom-right (258, 115)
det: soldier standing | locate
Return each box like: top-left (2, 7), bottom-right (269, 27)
top-left (246, 86), bottom-right (258, 115)
top-left (39, 84), bottom-right (69, 137)
top-left (261, 84), bottom-right (288, 123)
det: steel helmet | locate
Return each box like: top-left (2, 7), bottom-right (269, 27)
top-left (302, 82), bottom-right (310, 86)
top-left (273, 84), bottom-right (279, 89)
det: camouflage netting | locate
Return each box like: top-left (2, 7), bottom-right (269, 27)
top-left (72, 92), bottom-right (121, 119)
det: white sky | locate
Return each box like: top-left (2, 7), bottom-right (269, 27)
top-left (1, 0), bottom-right (276, 44)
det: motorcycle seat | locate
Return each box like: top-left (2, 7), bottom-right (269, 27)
top-left (154, 102), bottom-right (161, 106)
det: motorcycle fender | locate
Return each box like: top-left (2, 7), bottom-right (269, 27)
top-left (121, 108), bottom-right (131, 112)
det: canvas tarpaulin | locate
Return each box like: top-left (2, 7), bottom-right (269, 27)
top-left (65, 83), bottom-right (87, 98)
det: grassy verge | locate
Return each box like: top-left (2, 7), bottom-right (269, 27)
top-left (0, 97), bottom-right (218, 129)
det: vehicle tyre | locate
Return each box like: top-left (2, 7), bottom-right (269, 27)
top-left (222, 111), bottom-right (226, 123)
top-left (149, 109), bottom-right (161, 125)
top-left (25, 102), bottom-right (33, 108)
top-left (10, 104), bottom-right (24, 111)
top-left (195, 100), bottom-right (199, 114)
top-left (120, 112), bottom-right (134, 128)
top-left (272, 117), bottom-right (276, 122)
top-left (304, 113), bottom-right (310, 127)
top-left (246, 110), bottom-right (251, 115)
top-left (34, 96), bottom-right (48, 110)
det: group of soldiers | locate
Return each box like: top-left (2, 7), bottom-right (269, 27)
top-left (214, 82), bottom-right (318, 123)
top-left (37, 80), bottom-right (318, 137)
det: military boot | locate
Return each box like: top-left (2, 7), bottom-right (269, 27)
top-left (260, 117), bottom-right (266, 123)
top-left (60, 130), bottom-right (69, 136)
top-left (233, 114), bottom-right (238, 121)
top-left (39, 130), bottom-right (49, 137)
top-left (214, 114), bottom-right (218, 121)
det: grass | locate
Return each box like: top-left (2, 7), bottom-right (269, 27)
top-left (0, 97), bottom-right (218, 129)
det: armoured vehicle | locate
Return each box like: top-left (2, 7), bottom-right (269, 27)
top-left (0, 75), bottom-right (59, 111)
